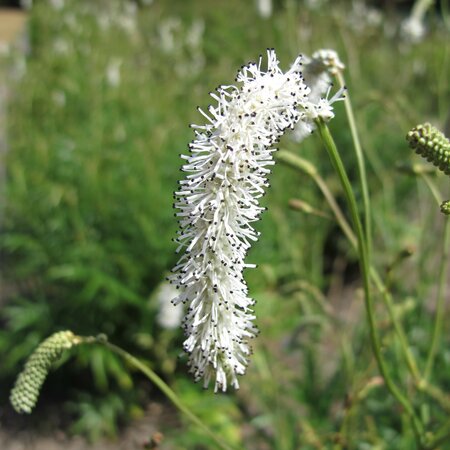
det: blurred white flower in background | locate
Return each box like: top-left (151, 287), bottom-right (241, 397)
top-left (20, 0), bottom-right (33, 9)
top-left (49, 0), bottom-right (65, 11)
top-left (255, 0), bottom-right (272, 19)
top-left (63, 13), bottom-right (78, 32)
top-left (185, 19), bottom-right (205, 74)
top-left (6, 31), bottom-right (29, 81)
top-left (98, 15), bottom-right (112, 32)
top-left (116, 15), bottom-right (136, 35)
top-left (158, 17), bottom-right (205, 77)
top-left (51, 90), bottom-right (66, 107)
top-left (304, 0), bottom-right (328, 10)
top-left (116, 2), bottom-right (137, 35)
top-left (124, 1), bottom-right (138, 17)
top-left (186, 19), bottom-right (205, 51)
top-left (399, 0), bottom-right (433, 45)
top-left (52, 38), bottom-right (70, 55)
top-left (159, 17), bottom-right (181, 53)
top-left (105, 58), bottom-right (122, 88)
top-left (156, 282), bottom-right (184, 330)
top-left (346, 1), bottom-right (383, 33)
top-left (93, 0), bottom-right (140, 37)
top-left (400, 16), bottom-right (426, 43)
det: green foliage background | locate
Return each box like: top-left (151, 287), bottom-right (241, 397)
top-left (0, 0), bottom-right (449, 448)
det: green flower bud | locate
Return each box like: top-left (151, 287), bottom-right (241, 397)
top-left (10, 331), bottom-right (81, 414)
top-left (440, 200), bottom-right (450, 216)
top-left (407, 123), bottom-right (450, 176)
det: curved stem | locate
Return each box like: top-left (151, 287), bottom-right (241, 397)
top-left (335, 71), bottom-right (372, 258)
top-left (424, 218), bottom-right (450, 380)
top-left (421, 173), bottom-right (443, 205)
top-left (277, 150), bottom-right (355, 246)
top-left (315, 119), bottom-right (425, 443)
top-left (417, 172), bottom-right (450, 381)
top-left (82, 336), bottom-right (235, 450)
top-left (411, 0), bottom-right (435, 21)
top-left (369, 269), bottom-right (421, 381)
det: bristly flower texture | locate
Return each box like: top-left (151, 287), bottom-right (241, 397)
top-left (169, 49), bottom-right (341, 392)
top-left (292, 49), bottom-right (345, 143)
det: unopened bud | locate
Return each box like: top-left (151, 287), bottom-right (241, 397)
top-left (407, 123), bottom-right (450, 176)
top-left (10, 331), bottom-right (81, 414)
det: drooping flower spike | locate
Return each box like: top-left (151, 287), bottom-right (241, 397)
top-left (407, 123), bottom-right (450, 176)
top-left (440, 200), bottom-right (450, 216)
top-left (10, 331), bottom-right (82, 414)
top-left (169, 49), bottom-right (341, 392)
top-left (407, 123), bottom-right (450, 216)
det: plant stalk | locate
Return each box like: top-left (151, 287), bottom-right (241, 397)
top-left (315, 119), bottom-right (425, 443)
top-left (335, 71), bottom-right (372, 257)
top-left (424, 217), bottom-right (450, 380)
top-left (83, 336), bottom-right (235, 450)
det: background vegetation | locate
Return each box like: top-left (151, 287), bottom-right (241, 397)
top-left (0, 0), bottom-right (449, 448)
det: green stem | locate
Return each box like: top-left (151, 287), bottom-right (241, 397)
top-left (369, 269), bottom-right (422, 382)
top-left (411, 0), bottom-right (435, 21)
top-left (277, 150), bottom-right (355, 246)
top-left (315, 119), bottom-right (425, 443)
top-left (83, 336), bottom-right (234, 450)
top-left (421, 173), bottom-right (443, 205)
top-left (424, 217), bottom-right (450, 380)
top-left (417, 172), bottom-right (450, 381)
top-left (335, 71), bottom-right (372, 258)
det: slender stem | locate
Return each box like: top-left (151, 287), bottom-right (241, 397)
top-left (277, 151), bottom-right (355, 246)
top-left (417, 172), bottom-right (450, 380)
top-left (369, 269), bottom-right (421, 381)
top-left (315, 119), bottom-right (425, 442)
top-left (421, 173), bottom-right (443, 205)
top-left (411, 0), bottom-right (435, 21)
top-left (335, 71), bottom-right (372, 257)
top-left (82, 336), bottom-right (234, 450)
top-left (424, 218), bottom-right (450, 380)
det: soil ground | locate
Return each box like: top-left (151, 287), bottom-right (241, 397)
top-left (0, 401), bottom-right (176, 450)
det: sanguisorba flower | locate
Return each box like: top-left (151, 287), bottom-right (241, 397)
top-left (169, 49), bottom-right (339, 392)
top-left (303, 49), bottom-right (345, 102)
top-left (292, 49), bottom-right (345, 143)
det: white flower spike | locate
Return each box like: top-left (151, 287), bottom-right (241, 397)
top-left (292, 49), bottom-right (345, 143)
top-left (169, 49), bottom-right (340, 392)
